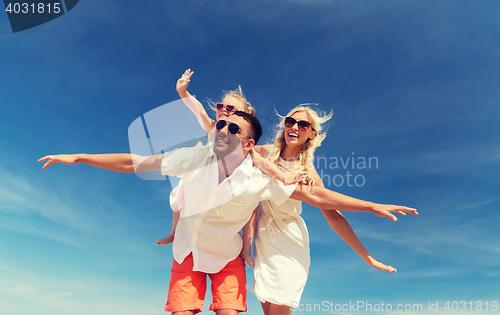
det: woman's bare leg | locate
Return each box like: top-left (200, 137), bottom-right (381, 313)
top-left (262, 302), bottom-right (292, 315)
top-left (261, 301), bottom-right (271, 315)
top-left (269, 303), bottom-right (292, 315)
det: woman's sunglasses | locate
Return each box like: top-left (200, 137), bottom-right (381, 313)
top-left (216, 103), bottom-right (238, 113)
top-left (284, 117), bottom-right (312, 131)
top-left (216, 120), bottom-right (241, 135)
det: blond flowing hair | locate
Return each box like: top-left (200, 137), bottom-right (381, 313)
top-left (208, 85), bottom-right (255, 115)
top-left (268, 105), bottom-right (332, 186)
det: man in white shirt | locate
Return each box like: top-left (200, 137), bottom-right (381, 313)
top-left (39, 112), bottom-right (417, 315)
top-left (40, 112), bottom-right (297, 314)
top-left (159, 111), bottom-right (298, 314)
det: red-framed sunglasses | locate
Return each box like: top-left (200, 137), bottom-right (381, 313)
top-left (284, 117), bottom-right (312, 131)
top-left (216, 103), bottom-right (238, 113)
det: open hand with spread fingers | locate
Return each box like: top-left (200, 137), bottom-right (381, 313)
top-left (371, 203), bottom-right (418, 221)
top-left (176, 69), bottom-right (194, 94)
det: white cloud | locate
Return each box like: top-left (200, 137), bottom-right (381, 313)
top-left (0, 164), bottom-right (172, 266)
top-left (0, 262), bottom-right (165, 315)
top-left (0, 167), bottom-right (101, 235)
top-left (376, 142), bottom-right (500, 177)
top-left (458, 198), bottom-right (498, 211)
top-left (354, 216), bottom-right (500, 267)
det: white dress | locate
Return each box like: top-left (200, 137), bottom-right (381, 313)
top-left (253, 158), bottom-right (310, 307)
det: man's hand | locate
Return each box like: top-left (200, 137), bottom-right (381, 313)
top-left (156, 233), bottom-right (174, 246)
top-left (371, 203), bottom-right (418, 221)
top-left (38, 154), bottom-right (79, 170)
top-left (176, 69), bottom-right (193, 95)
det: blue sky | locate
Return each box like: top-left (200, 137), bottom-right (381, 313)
top-left (1, 1), bottom-right (499, 314)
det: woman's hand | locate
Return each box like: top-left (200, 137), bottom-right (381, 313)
top-left (365, 255), bottom-right (397, 273)
top-left (284, 173), bottom-right (305, 185)
top-left (370, 203), bottom-right (418, 221)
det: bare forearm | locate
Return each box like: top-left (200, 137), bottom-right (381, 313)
top-left (291, 184), bottom-right (416, 221)
top-left (242, 207), bottom-right (258, 250)
top-left (321, 209), bottom-right (397, 272)
top-left (321, 209), bottom-right (371, 261)
top-left (291, 185), bottom-right (372, 212)
top-left (76, 153), bottom-right (136, 173)
top-left (179, 92), bottom-right (214, 134)
top-left (171, 210), bottom-right (180, 234)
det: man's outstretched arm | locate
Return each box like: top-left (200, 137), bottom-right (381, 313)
top-left (290, 184), bottom-right (417, 221)
top-left (38, 153), bottom-right (163, 173)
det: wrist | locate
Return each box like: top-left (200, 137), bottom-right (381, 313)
top-left (363, 201), bottom-right (376, 213)
top-left (178, 91), bottom-right (189, 98)
top-left (74, 154), bottom-right (85, 164)
top-left (363, 254), bottom-right (374, 264)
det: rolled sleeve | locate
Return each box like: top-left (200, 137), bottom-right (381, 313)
top-left (161, 142), bottom-right (212, 177)
top-left (257, 177), bottom-right (298, 206)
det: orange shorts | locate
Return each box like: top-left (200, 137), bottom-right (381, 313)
top-left (164, 253), bottom-right (247, 313)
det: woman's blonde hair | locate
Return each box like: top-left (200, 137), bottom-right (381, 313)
top-left (268, 105), bottom-right (332, 186)
top-left (208, 86), bottom-right (255, 115)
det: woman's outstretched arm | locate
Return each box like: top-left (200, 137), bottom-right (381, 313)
top-left (313, 173), bottom-right (396, 272)
top-left (290, 181), bottom-right (417, 221)
top-left (321, 209), bottom-right (397, 272)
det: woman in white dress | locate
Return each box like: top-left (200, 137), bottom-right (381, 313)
top-left (244, 105), bottom-right (398, 315)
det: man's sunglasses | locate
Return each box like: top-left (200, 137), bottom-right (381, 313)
top-left (284, 117), bottom-right (312, 131)
top-left (216, 103), bottom-right (238, 113)
top-left (216, 120), bottom-right (241, 135)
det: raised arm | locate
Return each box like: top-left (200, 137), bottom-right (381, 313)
top-left (38, 153), bottom-right (163, 173)
top-left (176, 69), bottom-right (215, 134)
top-left (314, 173), bottom-right (396, 272)
top-left (290, 182), bottom-right (417, 221)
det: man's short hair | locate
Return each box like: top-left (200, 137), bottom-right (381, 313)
top-left (233, 111), bottom-right (262, 144)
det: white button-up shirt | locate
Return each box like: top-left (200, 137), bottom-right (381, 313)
top-left (162, 142), bottom-right (296, 273)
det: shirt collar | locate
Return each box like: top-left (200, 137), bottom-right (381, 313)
top-left (228, 152), bottom-right (253, 178)
top-left (208, 141), bottom-right (253, 178)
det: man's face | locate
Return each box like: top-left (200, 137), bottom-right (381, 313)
top-left (213, 115), bottom-right (254, 159)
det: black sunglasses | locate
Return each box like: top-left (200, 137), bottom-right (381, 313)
top-left (216, 120), bottom-right (241, 135)
top-left (284, 117), bottom-right (312, 131)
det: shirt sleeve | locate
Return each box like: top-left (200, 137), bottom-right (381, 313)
top-left (256, 175), bottom-right (298, 206)
top-left (161, 142), bottom-right (212, 177)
